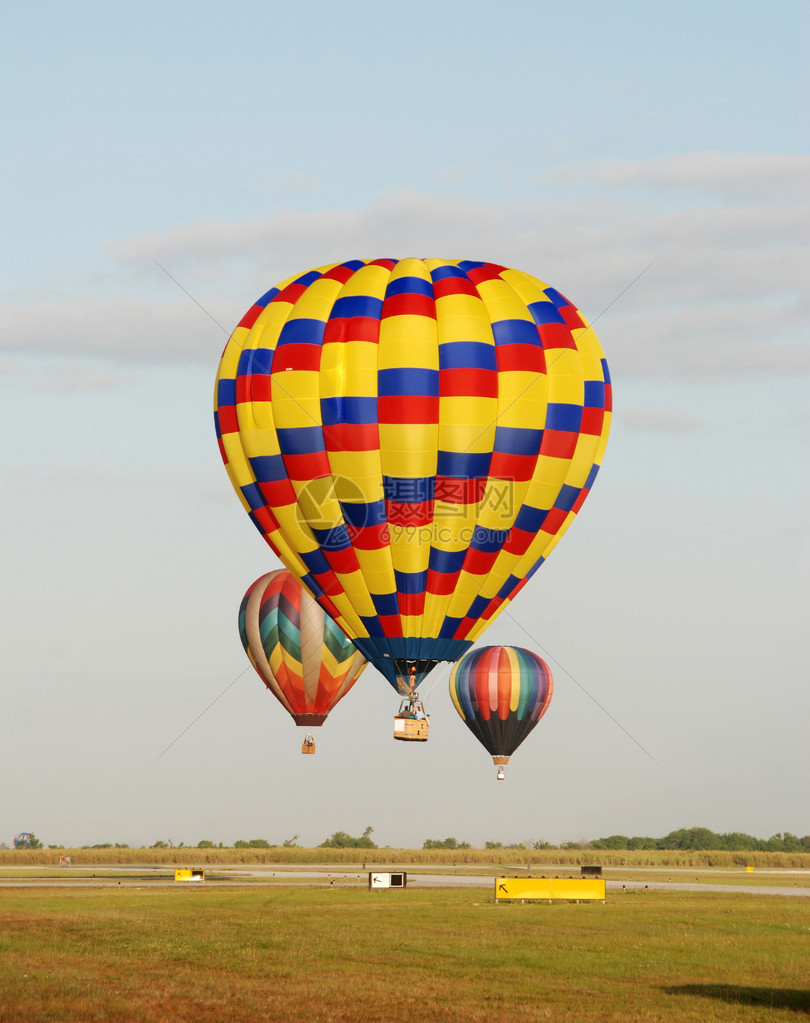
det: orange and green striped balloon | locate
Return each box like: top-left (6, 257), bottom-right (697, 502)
top-left (239, 570), bottom-right (366, 726)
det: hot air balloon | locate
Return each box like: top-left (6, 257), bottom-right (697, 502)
top-left (239, 570), bottom-right (367, 752)
top-left (215, 259), bottom-right (610, 699)
top-left (449, 646), bottom-right (553, 778)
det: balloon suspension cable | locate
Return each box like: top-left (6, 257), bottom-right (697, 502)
top-left (152, 258), bottom-right (229, 334)
top-left (503, 609), bottom-right (661, 768)
top-left (149, 664), bottom-right (251, 766)
top-left (421, 661), bottom-right (453, 707)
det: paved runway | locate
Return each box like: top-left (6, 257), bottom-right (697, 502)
top-left (1, 865), bottom-right (808, 897)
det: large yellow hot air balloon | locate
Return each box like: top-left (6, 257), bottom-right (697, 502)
top-left (215, 259), bottom-right (610, 695)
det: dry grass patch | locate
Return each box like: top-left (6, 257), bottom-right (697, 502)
top-left (3, 847), bottom-right (810, 870)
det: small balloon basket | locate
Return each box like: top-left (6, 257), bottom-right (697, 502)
top-left (393, 695), bottom-right (429, 741)
top-left (393, 717), bottom-right (429, 742)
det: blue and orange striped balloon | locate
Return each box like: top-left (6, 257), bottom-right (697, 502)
top-left (449, 645), bottom-right (553, 763)
top-left (215, 259), bottom-right (610, 694)
top-left (239, 570), bottom-right (366, 726)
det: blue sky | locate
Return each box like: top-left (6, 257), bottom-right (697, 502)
top-left (1, 0), bottom-right (808, 848)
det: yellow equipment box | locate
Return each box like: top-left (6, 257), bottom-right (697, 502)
top-left (174, 868), bottom-right (205, 883)
top-left (494, 877), bottom-right (605, 901)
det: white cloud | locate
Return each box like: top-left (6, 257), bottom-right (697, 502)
top-left (0, 298), bottom-right (229, 363)
top-left (276, 170), bottom-right (321, 192)
top-left (438, 162), bottom-right (474, 182)
top-left (603, 301), bottom-right (809, 382)
top-left (621, 408), bottom-right (707, 432)
top-left (550, 152), bottom-right (810, 202)
top-left (26, 361), bottom-right (136, 392)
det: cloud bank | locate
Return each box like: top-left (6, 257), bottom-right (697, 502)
top-left (551, 152), bottom-right (810, 202)
top-left (1, 154), bottom-right (806, 381)
top-left (621, 408), bottom-right (707, 432)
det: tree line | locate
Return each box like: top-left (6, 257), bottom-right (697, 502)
top-left (423, 829), bottom-right (810, 852)
top-left (587, 828), bottom-right (810, 852)
top-left (8, 827), bottom-right (809, 852)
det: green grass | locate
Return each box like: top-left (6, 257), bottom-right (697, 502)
top-left (0, 885), bottom-right (807, 1022)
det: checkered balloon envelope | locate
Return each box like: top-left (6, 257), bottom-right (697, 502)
top-left (214, 259), bottom-right (611, 694)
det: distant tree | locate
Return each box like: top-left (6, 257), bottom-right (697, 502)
top-left (713, 832), bottom-right (756, 851)
top-left (282, 836), bottom-right (299, 847)
top-left (659, 827), bottom-right (716, 851)
top-left (768, 833), bottom-right (802, 852)
top-left (423, 837), bottom-right (470, 849)
top-left (484, 841), bottom-right (503, 849)
top-left (533, 840), bottom-right (552, 850)
top-left (585, 827), bottom-right (810, 852)
top-left (151, 840), bottom-right (169, 849)
top-left (320, 832), bottom-right (350, 848)
top-left (591, 835), bottom-right (630, 850)
top-left (627, 836), bottom-right (659, 850)
top-left (92, 843), bottom-right (113, 849)
top-left (197, 840), bottom-right (216, 848)
top-left (320, 826), bottom-right (377, 849)
top-left (234, 839), bottom-right (272, 848)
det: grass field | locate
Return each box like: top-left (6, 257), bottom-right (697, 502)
top-left (0, 884), bottom-right (807, 1022)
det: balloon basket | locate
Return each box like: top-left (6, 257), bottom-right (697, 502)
top-left (393, 694), bottom-right (429, 741)
top-left (301, 742), bottom-right (316, 754)
top-left (393, 717), bottom-right (429, 742)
